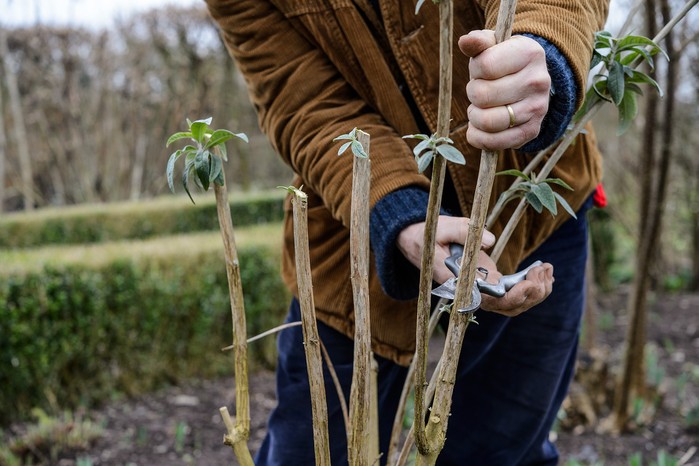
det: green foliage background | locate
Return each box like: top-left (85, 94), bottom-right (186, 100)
top-left (0, 199), bottom-right (289, 425)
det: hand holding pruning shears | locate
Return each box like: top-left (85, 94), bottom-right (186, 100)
top-left (397, 216), bottom-right (554, 317)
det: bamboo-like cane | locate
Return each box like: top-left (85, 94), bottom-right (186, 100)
top-left (348, 130), bottom-right (374, 466)
top-left (412, 0), bottom-right (453, 456)
top-left (214, 179), bottom-right (254, 466)
top-left (415, 2), bottom-right (517, 465)
top-left (291, 188), bottom-right (332, 466)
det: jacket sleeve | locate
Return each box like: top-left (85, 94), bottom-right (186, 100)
top-left (206, 0), bottom-right (430, 228)
top-left (477, 0), bottom-right (609, 107)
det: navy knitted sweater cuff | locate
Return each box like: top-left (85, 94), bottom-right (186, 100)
top-left (369, 187), bottom-right (437, 300)
top-left (519, 34), bottom-right (577, 153)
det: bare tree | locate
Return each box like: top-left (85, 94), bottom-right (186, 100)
top-left (1, 28), bottom-right (34, 210)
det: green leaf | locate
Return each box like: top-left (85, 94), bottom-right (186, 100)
top-left (553, 192), bottom-right (578, 219)
top-left (210, 153), bottom-right (223, 184)
top-left (617, 35), bottom-right (667, 60)
top-left (333, 134), bottom-right (353, 141)
top-left (189, 117), bottom-right (213, 144)
top-left (218, 141), bottom-right (228, 162)
top-left (205, 129), bottom-right (248, 149)
top-left (165, 149), bottom-right (183, 193)
top-left (351, 140), bottom-right (369, 158)
top-left (436, 144), bottom-right (466, 165)
top-left (625, 82), bottom-right (644, 95)
top-left (166, 150), bottom-right (183, 193)
top-left (531, 183), bottom-right (557, 216)
top-left (402, 133), bottom-right (430, 141)
top-left (617, 90), bottom-right (638, 135)
top-left (540, 177), bottom-right (574, 191)
top-left (182, 160), bottom-right (196, 204)
top-left (166, 132), bottom-right (193, 147)
top-left (620, 47), bottom-right (655, 69)
top-left (628, 70), bottom-right (663, 97)
top-left (496, 169), bottom-right (530, 181)
top-left (194, 150), bottom-right (210, 191)
top-left (592, 80), bottom-right (613, 103)
top-left (337, 141), bottom-right (352, 156)
top-left (594, 31), bottom-right (612, 49)
top-left (524, 191), bottom-right (543, 213)
top-left (607, 61), bottom-right (625, 105)
top-left (416, 151), bottom-right (433, 173)
top-left (590, 51), bottom-right (603, 70)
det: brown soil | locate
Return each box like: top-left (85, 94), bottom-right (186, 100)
top-left (6, 290), bottom-right (699, 465)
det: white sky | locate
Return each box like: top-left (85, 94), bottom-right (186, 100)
top-left (4, 0), bottom-right (626, 31)
top-left (2, 0), bottom-right (203, 28)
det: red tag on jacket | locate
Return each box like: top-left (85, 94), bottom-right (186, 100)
top-left (593, 183), bottom-right (607, 208)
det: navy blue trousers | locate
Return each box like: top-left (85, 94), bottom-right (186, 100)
top-left (256, 201), bottom-right (590, 465)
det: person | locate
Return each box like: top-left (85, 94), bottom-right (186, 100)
top-left (206, 0), bottom-right (609, 464)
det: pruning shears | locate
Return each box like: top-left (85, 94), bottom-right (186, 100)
top-left (431, 244), bottom-right (543, 313)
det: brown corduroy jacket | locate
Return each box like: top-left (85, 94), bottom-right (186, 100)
top-left (207, 0), bottom-right (608, 365)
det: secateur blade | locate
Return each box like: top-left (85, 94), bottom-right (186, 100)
top-left (431, 243), bottom-right (543, 313)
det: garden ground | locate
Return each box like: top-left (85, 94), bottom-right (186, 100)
top-left (6, 290), bottom-right (699, 465)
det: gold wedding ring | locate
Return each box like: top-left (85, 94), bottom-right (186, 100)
top-left (506, 104), bottom-right (516, 128)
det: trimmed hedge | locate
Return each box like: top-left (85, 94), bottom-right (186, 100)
top-left (0, 190), bottom-right (285, 249)
top-left (0, 226), bottom-right (289, 425)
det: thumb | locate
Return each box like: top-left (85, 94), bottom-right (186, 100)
top-left (458, 29), bottom-right (497, 58)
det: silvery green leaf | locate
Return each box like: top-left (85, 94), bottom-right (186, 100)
top-left (210, 153), bottom-right (223, 184)
top-left (205, 129), bottom-right (248, 149)
top-left (338, 141), bottom-right (352, 156)
top-left (351, 140), bottom-right (368, 158)
top-left (333, 134), bottom-right (353, 141)
top-left (166, 132), bottom-right (193, 147)
top-left (417, 151), bottom-right (433, 173)
top-left (413, 138), bottom-right (431, 157)
top-left (628, 70), bottom-right (663, 97)
top-left (525, 191), bottom-right (543, 213)
top-left (590, 51), bottom-right (603, 70)
top-left (194, 150), bottom-right (210, 191)
top-left (415, 0), bottom-right (426, 15)
top-left (617, 90), bottom-right (638, 135)
top-left (182, 160), bottom-right (196, 204)
top-left (496, 169), bottom-right (530, 181)
top-left (553, 192), bottom-right (577, 219)
top-left (436, 144), bottom-right (466, 165)
top-left (166, 149), bottom-right (183, 193)
top-left (190, 118), bottom-right (212, 144)
top-left (540, 177), bottom-right (573, 191)
top-left (403, 133), bottom-right (430, 141)
top-left (532, 183), bottom-right (557, 216)
top-left (608, 61), bottom-right (625, 106)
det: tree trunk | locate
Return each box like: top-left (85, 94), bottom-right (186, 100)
top-left (0, 29), bottom-right (34, 210)
top-left (0, 66), bottom-right (6, 212)
top-left (612, 0), bottom-right (677, 431)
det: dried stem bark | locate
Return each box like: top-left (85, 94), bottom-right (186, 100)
top-left (415, 2), bottom-right (517, 465)
top-left (413, 0), bottom-right (452, 457)
top-left (348, 130), bottom-right (375, 466)
top-left (291, 189), bottom-right (332, 466)
top-left (214, 179), bottom-right (254, 465)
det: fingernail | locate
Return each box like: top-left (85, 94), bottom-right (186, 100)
top-left (482, 230), bottom-right (496, 246)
